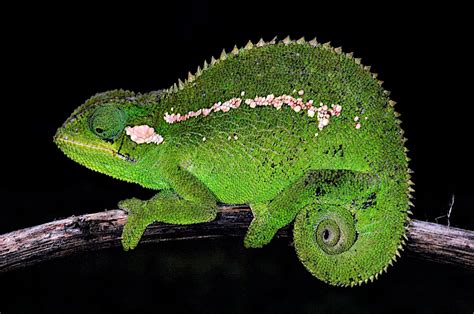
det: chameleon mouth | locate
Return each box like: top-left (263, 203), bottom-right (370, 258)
top-left (54, 135), bottom-right (136, 163)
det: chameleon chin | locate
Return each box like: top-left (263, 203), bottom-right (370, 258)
top-left (55, 36), bottom-right (413, 287)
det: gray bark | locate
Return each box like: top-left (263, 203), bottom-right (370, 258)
top-left (1, 205), bottom-right (473, 272)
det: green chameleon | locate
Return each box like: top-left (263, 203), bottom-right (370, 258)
top-left (54, 36), bottom-right (413, 286)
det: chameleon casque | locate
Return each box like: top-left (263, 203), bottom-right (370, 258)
top-left (54, 36), bottom-right (413, 287)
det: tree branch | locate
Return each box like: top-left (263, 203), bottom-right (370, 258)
top-left (1, 205), bottom-right (473, 273)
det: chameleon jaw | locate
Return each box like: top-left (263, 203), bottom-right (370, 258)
top-left (54, 135), bottom-right (137, 163)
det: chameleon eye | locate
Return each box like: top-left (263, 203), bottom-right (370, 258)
top-left (89, 105), bottom-right (127, 140)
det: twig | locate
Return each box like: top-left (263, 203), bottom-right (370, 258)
top-left (0, 205), bottom-right (473, 273)
top-left (447, 194), bottom-right (455, 228)
top-left (435, 194), bottom-right (455, 227)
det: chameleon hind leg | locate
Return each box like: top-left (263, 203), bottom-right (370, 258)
top-left (119, 164), bottom-right (217, 250)
top-left (243, 170), bottom-right (360, 248)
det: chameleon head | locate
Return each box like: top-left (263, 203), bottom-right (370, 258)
top-left (54, 90), bottom-right (164, 187)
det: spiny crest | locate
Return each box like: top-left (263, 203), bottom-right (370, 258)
top-left (344, 242), bottom-right (405, 287)
top-left (167, 35), bottom-right (397, 116)
top-left (309, 37), bottom-right (319, 47)
top-left (164, 36), bottom-right (403, 163)
top-left (282, 36), bottom-right (292, 45)
top-left (277, 36), bottom-right (389, 93)
top-left (231, 45), bottom-right (239, 55)
top-left (256, 38), bottom-right (265, 47)
top-left (220, 49), bottom-right (227, 61)
top-left (187, 71), bottom-right (195, 83)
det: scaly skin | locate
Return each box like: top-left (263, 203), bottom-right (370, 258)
top-left (54, 37), bottom-right (413, 286)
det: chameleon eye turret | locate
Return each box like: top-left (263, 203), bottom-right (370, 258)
top-left (56, 37), bottom-right (412, 286)
top-left (89, 104), bottom-right (127, 140)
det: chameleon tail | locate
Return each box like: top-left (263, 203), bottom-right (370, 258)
top-left (293, 181), bottom-right (410, 287)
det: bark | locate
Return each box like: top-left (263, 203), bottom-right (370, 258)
top-left (0, 205), bottom-right (473, 272)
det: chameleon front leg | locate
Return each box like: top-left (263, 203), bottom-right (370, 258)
top-left (120, 163), bottom-right (217, 250)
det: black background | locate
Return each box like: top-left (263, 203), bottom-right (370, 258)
top-left (1, 2), bottom-right (473, 313)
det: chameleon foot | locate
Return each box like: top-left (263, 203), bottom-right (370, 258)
top-left (244, 216), bottom-right (279, 248)
top-left (119, 189), bottom-right (218, 251)
top-left (119, 198), bottom-right (152, 251)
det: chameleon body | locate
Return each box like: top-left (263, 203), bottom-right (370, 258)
top-left (54, 37), bottom-right (412, 286)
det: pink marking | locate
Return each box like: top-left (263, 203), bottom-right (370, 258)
top-left (125, 125), bottom-right (164, 145)
top-left (163, 93), bottom-right (344, 132)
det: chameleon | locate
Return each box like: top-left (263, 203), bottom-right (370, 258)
top-left (54, 36), bottom-right (413, 287)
